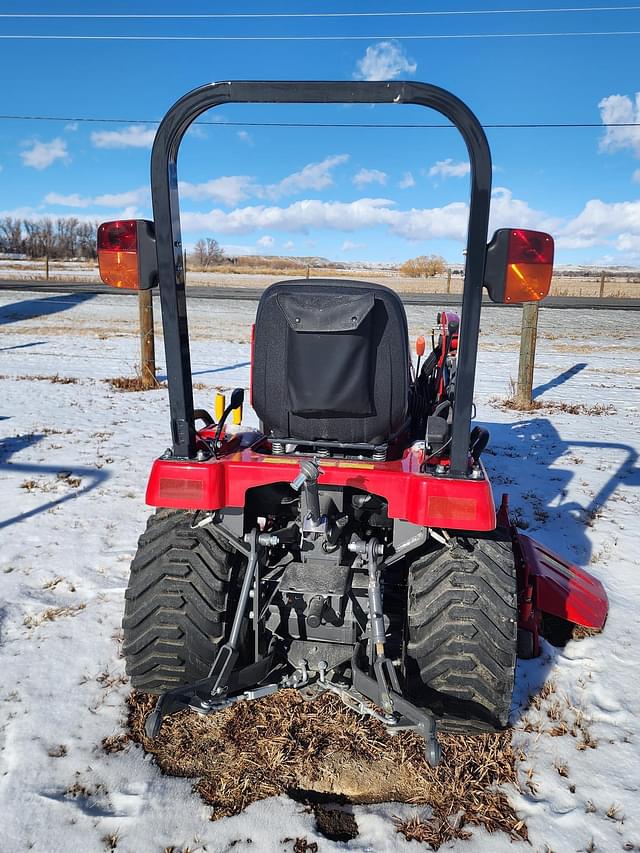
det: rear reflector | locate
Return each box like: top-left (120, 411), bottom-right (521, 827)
top-left (427, 495), bottom-right (477, 522)
top-left (158, 477), bottom-right (205, 501)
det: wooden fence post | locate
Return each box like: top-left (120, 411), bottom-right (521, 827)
top-left (45, 253), bottom-right (49, 280)
top-left (516, 302), bottom-right (539, 408)
top-left (446, 269), bottom-right (452, 293)
top-left (599, 271), bottom-right (606, 298)
top-left (138, 289), bottom-right (156, 389)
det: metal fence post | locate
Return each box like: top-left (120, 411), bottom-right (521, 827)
top-left (139, 289), bottom-right (157, 389)
top-left (516, 302), bottom-right (539, 408)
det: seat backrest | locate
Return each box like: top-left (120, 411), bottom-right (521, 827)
top-left (252, 279), bottom-right (410, 446)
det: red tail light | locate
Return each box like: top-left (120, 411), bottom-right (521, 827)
top-left (97, 220), bottom-right (140, 289)
top-left (508, 229), bottom-right (554, 265)
top-left (485, 228), bottom-right (554, 304)
top-left (97, 219), bottom-right (157, 290)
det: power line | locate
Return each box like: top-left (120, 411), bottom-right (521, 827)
top-left (1, 31), bottom-right (639, 41)
top-left (0, 114), bottom-right (637, 130)
top-left (1, 5), bottom-right (639, 17)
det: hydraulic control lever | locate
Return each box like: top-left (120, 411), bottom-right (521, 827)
top-left (290, 458), bottom-right (322, 523)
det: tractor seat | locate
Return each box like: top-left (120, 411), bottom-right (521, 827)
top-left (251, 279), bottom-right (410, 447)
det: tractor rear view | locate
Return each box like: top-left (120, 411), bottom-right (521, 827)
top-left (97, 81), bottom-right (608, 765)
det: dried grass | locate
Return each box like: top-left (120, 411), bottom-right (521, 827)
top-left (492, 395), bottom-right (616, 416)
top-left (127, 690), bottom-right (526, 849)
top-left (101, 734), bottom-right (130, 754)
top-left (23, 602), bottom-right (86, 629)
top-left (106, 375), bottom-right (165, 392)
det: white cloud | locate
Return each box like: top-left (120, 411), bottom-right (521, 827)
top-left (341, 240), bottom-right (366, 252)
top-left (179, 176), bottom-right (256, 206)
top-left (598, 92), bottom-right (640, 157)
top-left (43, 187), bottom-right (148, 209)
top-left (44, 192), bottom-right (90, 208)
top-left (283, 240), bottom-right (294, 250)
top-left (633, 169), bottom-right (640, 183)
top-left (90, 124), bottom-right (156, 149)
top-left (353, 168), bottom-right (387, 188)
top-left (615, 232), bottom-right (640, 253)
top-left (94, 188), bottom-right (148, 207)
top-left (186, 125), bottom-right (208, 139)
top-left (266, 154), bottom-right (349, 199)
top-left (21, 138), bottom-right (69, 170)
top-left (398, 171), bottom-right (415, 189)
top-left (428, 159), bottom-right (470, 179)
top-left (557, 198), bottom-right (640, 250)
top-left (256, 235), bottom-right (275, 248)
top-left (180, 198), bottom-right (396, 236)
top-left (179, 187), bottom-right (555, 246)
top-left (237, 130), bottom-right (253, 145)
top-left (354, 40), bottom-right (417, 81)
top-left (177, 156), bottom-right (349, 207)
top-left (489, 187), bottom-right (559, 234)
top-left (65, 122), bottom-right (78, 132)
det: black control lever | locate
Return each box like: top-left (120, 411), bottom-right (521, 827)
top-left (213, 387), bottom-right (244, 456)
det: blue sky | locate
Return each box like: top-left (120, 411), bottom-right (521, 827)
top-left (1, 1), bottom-right (640, 265)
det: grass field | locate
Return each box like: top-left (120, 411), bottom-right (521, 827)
top-left (2, 258), bottom-right (640, 298)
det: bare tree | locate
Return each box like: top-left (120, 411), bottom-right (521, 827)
top-left (193, 238), bottom-right (208, 268)
top-left (0, 217), bottom-right (24, 254)
top-left (205, 237), bottom-right (224, 266)
top-left (0, 217), bottom-right (98, 259)
top-left (191, 237), bottom-right (225, 269)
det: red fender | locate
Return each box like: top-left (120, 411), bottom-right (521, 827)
top-left (498, 495), bottom-right (609, 657)
top-left (516, 533), bottom-right (608, 630)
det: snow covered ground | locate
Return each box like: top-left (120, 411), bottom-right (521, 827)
top-left (0, 289), bottom-right (639, 852)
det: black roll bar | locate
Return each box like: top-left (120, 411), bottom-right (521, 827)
top-left (150, 81), bottom-right (492, 477)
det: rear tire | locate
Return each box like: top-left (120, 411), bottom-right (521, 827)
top-left (122, 509), bottom-right (240, 693)
top-left (405, 533), bottom-right (517, 730)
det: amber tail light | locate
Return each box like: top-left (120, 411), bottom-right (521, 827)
top-left (97, 219), bottom-right (158, 290)
top-left (484, 228), bottom-right (554, 304)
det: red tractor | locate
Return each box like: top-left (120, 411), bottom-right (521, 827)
top-left (97, 81), bottom-right (608, 765)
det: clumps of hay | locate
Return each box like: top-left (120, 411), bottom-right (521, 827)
top-left (126, 690), bottom-right (526, 849)
top-left (105, 375), bottom-right (165, 392)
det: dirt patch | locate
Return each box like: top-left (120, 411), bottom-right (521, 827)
top-left (126, 691), bottom-right (526, 849)
top-left (311, 805), bottom-right (358, 842)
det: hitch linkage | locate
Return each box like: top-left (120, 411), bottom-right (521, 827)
top-left (144, 529), bottom-right (265, 738)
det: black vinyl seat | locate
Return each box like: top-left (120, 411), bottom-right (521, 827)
top-left (252, 279), bottom-right (410, 446)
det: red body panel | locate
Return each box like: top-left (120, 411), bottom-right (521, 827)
top-left (145, 438), bottom-right (497, 530)
top-left (517, 533), bottom-right (608, 629)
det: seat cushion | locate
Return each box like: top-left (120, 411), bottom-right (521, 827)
top-left (251, 279), bottom-right (410, 445)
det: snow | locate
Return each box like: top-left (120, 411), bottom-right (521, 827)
top-left (1, 288), bottom-right (639, 852)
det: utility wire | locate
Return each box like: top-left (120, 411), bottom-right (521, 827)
top-left (2, 5), bottom-right (639, 17)
top-left (1, 31), bottom-right (639, 41)
top-left (0, 114), bottom-right (637, 129)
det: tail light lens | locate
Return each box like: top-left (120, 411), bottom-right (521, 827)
top-left (97, 219), bottom-right (157, 290)
top-left (485, 228), bottom-right (554, 304)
